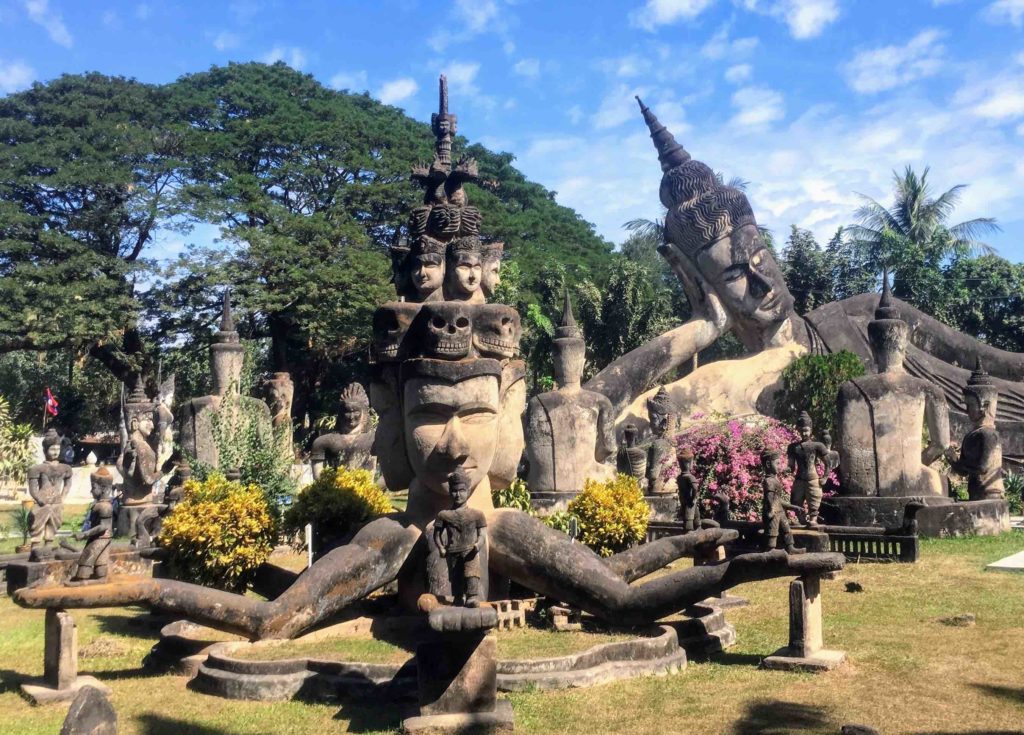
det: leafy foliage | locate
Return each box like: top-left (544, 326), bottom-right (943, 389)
top-left (160, 474), bottom-right (276, 592)
top-left (567, 474), bottom-right (649, 557)
top-left (542, 511), bottom-right (579, 535)
top-left (1004, 471), bottom-right (1023, 515)
top-left (283, 467), bottom-right (393, 554)
top-left (776, 351), bottom-right (866, 438)
top-left (0, 395), bottom-right (33, 490)
top-left (491, 477), bottom-right (532, 512)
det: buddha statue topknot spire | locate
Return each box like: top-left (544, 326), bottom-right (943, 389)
top-left (636, 96), bottom-right (690, 172)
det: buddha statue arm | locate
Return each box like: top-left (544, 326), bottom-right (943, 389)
top-left (922, 384), bottom-right (952, 466)
top-left (596, 400), bottom-right (617, 464)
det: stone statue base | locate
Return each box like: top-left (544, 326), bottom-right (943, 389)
top-left (645, 494), bottom-right (680, 522)
top-left (20, 609), bottom-right (113, 705)
top-left (823, 496), bottom-right (1009, 537)
top-left (761, 575), bottom-right (846, 673)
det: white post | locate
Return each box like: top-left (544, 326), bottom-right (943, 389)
top-left (305, 523), bottom-right (313, 568)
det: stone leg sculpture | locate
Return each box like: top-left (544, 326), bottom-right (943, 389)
top-left (762, 573), bottom-right (846, 672)
top-left (21, 609), bottom-right (111, 704)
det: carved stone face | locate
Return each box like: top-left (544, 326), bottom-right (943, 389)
top-left (339, 402), bottom-right (367, 434)
top-left (868, 320), bottom-right (909, 373)
top-left (420, 303), bottom-right (472, 359)
top-left (373, 303), bottom-right (419, 362)
top-left (134, 414), bottom-right (155, 438)
top-left (448, 253), bottom-right (482, 299)
top-left (481, 258), bottom-right (501, 297)
top-left (648, 409), bottom-right (670, 439)
top-left (696, 223), bottom-right (794, 335)
top-left (403, 374), bottom-right (500, 497)
top-left (799, 426), bottom-right (812, 441)
top-left (449, 477), bottom-right (470, 507)
top-left (490, 366), bottom-right (526, 488)
top-left (553, 339), bottom-right (585, 387)
top-left (965, 391), bottom-right (997, 425)
top-left (473, 305), bottom-right (520, 359)
top-left (44, 443), bottom-right (61, 461)
top-left (412, 254), bottom-right (444, 298)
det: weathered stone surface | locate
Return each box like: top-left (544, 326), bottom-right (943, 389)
top-left (7, 550), bottom-right (152, 594)
top-left (986, 550), bottom-right (1024, 573)
top-left (310, 382), bottom-right (376, 478)
top-left (26, 428), bottom-right (72, 558)
top-left (402, 699), bottom-right (514, 735)
top-left (59, 685), bottom-right (117, 735)
top-left (45, 609), bottom-right (77, 690)
top-left (762, 574), bottom-right (846, 673)
top-left (417, 632), bottom-right (497, 716)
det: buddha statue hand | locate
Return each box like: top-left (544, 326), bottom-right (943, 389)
top-left (658, 242), bottom-right (729, 333)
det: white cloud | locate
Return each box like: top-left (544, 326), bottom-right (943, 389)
top-left (725, 64), bottom-right (753, 83)
top-left (513, 58), bottom-right (540, 78)
top-left (444, 61), bottom-right (481, 95)
top-left (212, 31), bottom-right (240, 51)
top-left (701, 25), bottom-right (759, 60)
top-left (984, 0), bottom-right (1024, 26)
top-left (843, 29), bottom-right (946, 94)
top-left (330, 70), bottom-right (368, 91)
top-left (377, 77), bottom-right (419, 105)
top-left (0, 59), bottom-right (34, 93)
top-left (739, 0), bottom-right (839, 39)
top-left (101, 10), bottom-right (119, 28)
top-left (261, 46), bottom-right (307, 69)
top-left (22, 0), bottom-right (72, 48)
top-left (592, 84), bottom-right (649, 130)
top-left (730, 86), bottom-right (785, 127)
top-left (599, 54), bottom-right (651, 79)
top-left (630, 0), bottom-right (717, 30)
top-left (567, 105), bottom-right (584, 124)
top-left (430, 0), bottom-right (503, 51)
top-left (956, 73), bottom-right (1024, 121)
top-left (503, 40), bottom-right (516, 56)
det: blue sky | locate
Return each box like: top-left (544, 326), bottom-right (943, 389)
top-left (2, 0), bottom-right (1024, 262)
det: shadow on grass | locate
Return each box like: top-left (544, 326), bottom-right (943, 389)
top-left (93, 613), bottom-right (165, 639)
top-left (89, 665), bottom-right (154, 681)
top-left (0, 668), bottom-right (29, 694)
top-left (731, 699), bottom-right (831, 734)
top-left (711, 651), bottom-right (765, 667)
top-left (332, 699), bottom-right (405, 733)
top-left (137, 714), bottom-right (257, 735)
top-left (971, 682), bottom-right (1024, 704)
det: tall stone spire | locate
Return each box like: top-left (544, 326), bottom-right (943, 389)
top-left (555, 287), bottom-right (583, 340)
top-left (875, 271), bottom-right (899, 320)
top-left (636, 96), bottom-right (690, 172)
top-left (430, 75), bottom-right (457, 169)
top-left (217, 290), bottom-right (239, 344)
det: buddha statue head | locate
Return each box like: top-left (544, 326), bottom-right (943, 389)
top-left (552, 289), bottom-right (586, 389)
top-left (867, 277), bottom-right (908, 375)
top-left (90, 465), bottom-right (114, 500)
top-left (125, 378), bottom-right (157, 440)
top-left (638, 98), bottom-right (795, 349)
top-left (338, 383), bottom-right (370, 435)
top-left (42, 427), bottom-right (61, 462)
top-left (480, 241), bottom-right (505, 298)
top-left (797, 411), bottom-right (813, 441)
top-left (646, 387), bottom-right (677, 439)
top-left (963, 358), bottom-right (998, 427)
top-left (445, 237), bottom-right (483, 301)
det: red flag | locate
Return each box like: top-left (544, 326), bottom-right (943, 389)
top-left (44, 387), bottom-right (59, 416)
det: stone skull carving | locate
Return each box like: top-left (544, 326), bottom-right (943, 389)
top-left (473, 304), bottom-right (521, 359)
top-left (372, 302), bottom-right (421, 363)
top-left (417, 302), bottom-right (472, 360)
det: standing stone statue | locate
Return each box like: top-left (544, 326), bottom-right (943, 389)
top-left (310, 383), bottom-right (377, 478)
top-left (786, 411), bottom-right (832, 526)
top-left (264, 371), bottom-right (295, 452)
top-left (761, 449), bottom-right (805, 554)
top-left (947, 360), bottom-right (1005, 500)
top-left (117, 382), bottom-right (161, 539)
top-left (134, 463), bottom-right (189, 549)
top-left (156, 373), bottom-right (176, 472)
top-left (645, 387), bottom-right (678, 495)
top-left (70, 467), bottom-right (114, 583)
top-left (526, 290), bottom-right (616, 494)
top-left (26, 428), bottom-right (73, 560)
top-left (836, 280), bottom-right (951, 499)
top-left (617, 423), bottom-right (648, 492)
top-left (676, 448), bottom-right (700, 532)
top-left (433, 467), bottom-right (487, 608)
top-left (480, 241), bottom-right (504, 299)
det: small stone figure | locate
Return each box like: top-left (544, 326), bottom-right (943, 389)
top-left (761, 448), bottom-right (806, 554)
top-left (70, 467), bottom-right (114, 583)
top-left (26, 428), bottom-right (73, 560)
top-left (617, 423), bottom-right (649, 492)
top-left (310, 383), bottom-right (377, 478)
top-left (786, 412), bottom-right (832, 526)
top-left (676, 448), bottom-right (700, 532)
top-left (646, 387), bottom-right (678, 495)
top-left (433, 467), bottom-right (487, 607)
top-left (947, 360), bottom-right (1005, 500)
top-left (264, 371), bottom-right (295, 451)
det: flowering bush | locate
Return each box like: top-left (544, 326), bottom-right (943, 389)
top-left (568, 474), bottom-right (649, 557)
top-left (160, 474), bottom-right (277, 592)
top-left (283, 467), bottom-right (393, 554)
top-left (670, 414), bottom-right (799, 522)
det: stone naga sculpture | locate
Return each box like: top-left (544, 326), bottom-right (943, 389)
top-left (15, 80), bottom-right (845, 640)
top-left (585, 98), bottom-right (1024, 471)
top-left (526, 289), bottom-right (615, 494)
top-left (310, 383), bottom-right (376, 478)
top-left (26, 427), bottom-right (72, 560)
top-left (947, 360), bottom-right (1005, 500)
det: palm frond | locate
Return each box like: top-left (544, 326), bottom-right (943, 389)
top-left (623, 217), bottom-right (665, 239)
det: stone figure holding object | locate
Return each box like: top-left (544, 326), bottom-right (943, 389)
top-left (71, 467), bottom-right (114, 583)
top-left (26, 428), bottom-right (73, 560)
top-left (786, 411), bottom-right (832, 526)
top-left (433, 467), bottom-right (487, 608)
top-left (761, 449), bottom-right (806, 554)
top-left (645, 388), bottom-right (678, 495)
top-left (947, 360), bottom-right (1004, 501)
top-left (676, 448), bottom-right (701, 532)
top-left (617, 423), bottom-right (648, 492)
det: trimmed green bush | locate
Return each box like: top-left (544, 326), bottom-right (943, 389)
top-left (776, 351), bottom-right (865, 437)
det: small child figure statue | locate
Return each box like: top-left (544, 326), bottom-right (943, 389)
top-left (433, 467), bottom-right (487, 607)
top-left (676, 448), bottom-right (700, 532)
top-left (761, 448), bottom-right (806, 555)
top-left (70, 466), bottom-right (115, 583)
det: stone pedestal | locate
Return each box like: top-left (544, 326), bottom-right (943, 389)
top-left (6, 546), bottom-right (151, 595)
top-left (695, 543), bottom-right (748, 609)
top-left (762, 574), bottom-right (845, 672)
top-left (21, 609), bottom-right (111, 704)
top-left (824, 495), bottom-right (1009, 537)
top-left (403, 606), bottom-right (514, 734)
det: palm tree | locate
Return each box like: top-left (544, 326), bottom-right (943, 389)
top-left (847, 166), bottom-right (1001, 287)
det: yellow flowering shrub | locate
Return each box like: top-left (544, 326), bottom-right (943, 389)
top-left (568, 474), bottom-right (650, 557)
top-left (283, 467), bottom-right (393, 554)
top-left (160, 474), bottom-right (276, 592)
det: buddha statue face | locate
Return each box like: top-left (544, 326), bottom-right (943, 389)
top-left (482, 257), bottom-right (501, 297)
top-left (448, 252), bottom-right (482, 299)
top-left (964, 391), bottom-right (997, 425)
top-left (132, 413), bottom-right (155, 439)
top-left (868, 319), bottom-right (908, 374)
top-left (338, 400), bottom-right (367, 434)
top-left (44, 441), bottom-right (61, 462)
top-left (695, 223), bottom-right (794, 340)
top-left (412, 253), bottom-right (444, 297)
top-left (552, 338), bottom-right (585, 388)
top-left (403, 373), bottom-right (500, 498)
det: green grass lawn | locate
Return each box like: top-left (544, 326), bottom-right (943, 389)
top-left (1, 533), bottom-right (1022, 734)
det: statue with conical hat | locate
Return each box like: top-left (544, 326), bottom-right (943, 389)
top-left (835, 280), bottom-right (952, 501)
top-left (177, 291), bottom-right (273, 468)
top-left (526, 289), bottom-right (616, 496)
top-left (583, 98), bottom-right (1024, 473)
top-left (645, 386), bottom-right (678, 495)
top-left (947, 359), bottom-right (1005, 501)
top-left (310, 383), bottom-right (377, 478)
top-left (26, 427), bottom-right (72, 560)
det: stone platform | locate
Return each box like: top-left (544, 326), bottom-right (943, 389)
top-left (823, 496), bottom-right (1009, 537)
top-left (986, 550), bottom-right (1024, 573)
top-left (6, 547), bottom-right (152, 595)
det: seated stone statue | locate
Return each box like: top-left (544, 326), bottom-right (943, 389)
top-left (617, 423), bottom-right (648, 492)
top-left (645, 388), bottom-right (678, 495)
top-left (310, 383), bottom-right (377, 478)
top-left (836, 281), bottom-right (951, 498)
top-left (947, 360), bottom-right (1004, 500)
top-left (26, 428), bottom-right (72, 560)
top-left (433, 467), bottom-right (487, 608)
top-left (71, 467), bottom-right (114, 583)
top-left (526, 290), bottom-right (615, 494)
